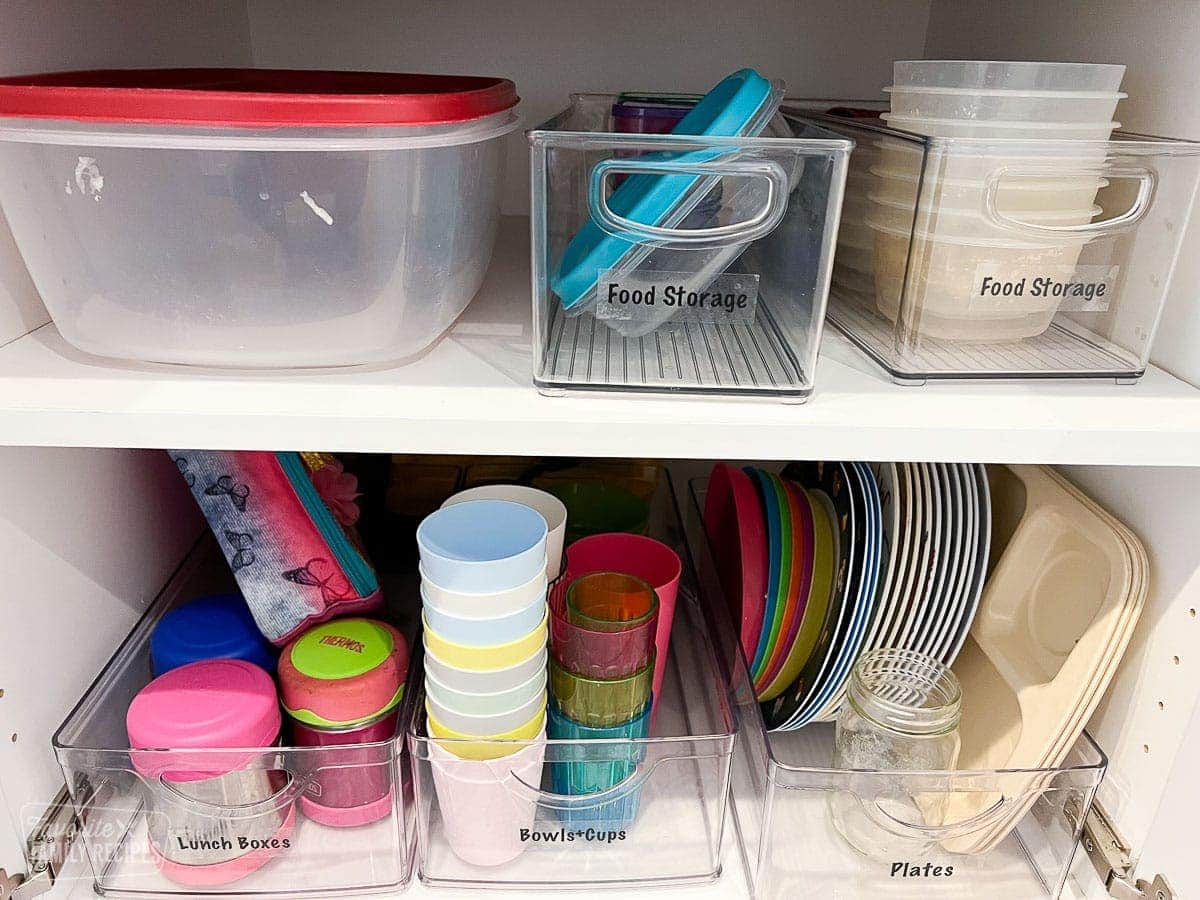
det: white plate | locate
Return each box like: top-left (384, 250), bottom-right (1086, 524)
top-left (925, 462), bottom-right (970, 660)
top-left (878, 462), bottom-right (920, 651)
top-left (895, 461), bottom-right (936, 652)
top-left (944, 463), bottom-right (992, 665)
top-left (858, 462), bottom-right (901, 656)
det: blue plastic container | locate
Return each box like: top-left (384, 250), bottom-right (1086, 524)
top-left (149, 593), bottom-right (277, 676)
top-left (417, 499), bottom-right (548, 592)
top-left (546, 699), bottom-right (651, 829)
top-left (421, 587), bottom-right (547, 647)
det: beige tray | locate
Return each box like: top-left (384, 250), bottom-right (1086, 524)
top-left (940, 464), bottom-right (1145, 853)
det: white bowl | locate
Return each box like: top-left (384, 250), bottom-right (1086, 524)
top-left (881, 113), bottom-right (1119, 141)
top-left (420, 563), bottom-right (548, 618)
top-left (885, 85), bottom-right (1124, 124)
top-left (424, 645), bottom-right (548, 695)
top-left (425, 667), bottom-right (547, 717)
top-left (426, 687), bottom-right (547, 737)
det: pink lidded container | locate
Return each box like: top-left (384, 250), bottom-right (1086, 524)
top-left (278, 618), bottom-right (409, 827)
top-left (125, 659), bottom-right (293, 886)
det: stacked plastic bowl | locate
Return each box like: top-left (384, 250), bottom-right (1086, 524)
top-left (871, 60), bottom-right (1125, 341)
top-left (548, 570), bottom-right (659, 828)
top-left (417, 498), bottom-right (550, 867)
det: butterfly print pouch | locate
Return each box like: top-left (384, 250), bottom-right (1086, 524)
top-left (170, 450), bottom-right (382, 645)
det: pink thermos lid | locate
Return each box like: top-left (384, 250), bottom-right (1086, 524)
top-left (126, 659), bottom-right (281, 779)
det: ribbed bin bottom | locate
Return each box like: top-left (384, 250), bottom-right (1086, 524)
top-left (537, 300), bottom-right (811, 398)
top-left (829, 291), bottom-right (1141, 383)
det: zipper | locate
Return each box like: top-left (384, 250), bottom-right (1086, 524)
top-left (276, 452), bottom-right (376, 597)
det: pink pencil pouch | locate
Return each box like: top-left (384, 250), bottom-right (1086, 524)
top-left (170, 450), bottom-right (382, 645)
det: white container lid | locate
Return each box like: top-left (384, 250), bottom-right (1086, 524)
top-left (884, 85), bottom-right (1126, 100)
top-left (892, 60), bottom-right (1125, 93)
top-left (882, 113), bottom-right (1121, 133)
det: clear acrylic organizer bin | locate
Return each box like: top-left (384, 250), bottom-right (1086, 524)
top-left (408, 471), bottom-right (737, 889)
top-left (794, 108), bottom-right (1200, 384)
top-left (529, 94), bottom-right (852, 400)
top-left (53, 545), bottom-right (419, 898)
top-left (683, 477), bottom-right (1107, 900)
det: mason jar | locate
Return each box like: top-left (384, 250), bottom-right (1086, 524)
top-left (830, 648), bottom-right (962, 858)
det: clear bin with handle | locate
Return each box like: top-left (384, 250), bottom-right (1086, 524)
top-left (529, 94), bottom-right (851, 401)
top-left (794, 108), bottom-right (1200, 383)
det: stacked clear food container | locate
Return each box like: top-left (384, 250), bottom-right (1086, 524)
top-left (529, 81), bottom-right (852, 401)
top-left (810, 61), bottom-right (1200, 383)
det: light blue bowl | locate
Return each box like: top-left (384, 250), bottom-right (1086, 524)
top-left (422, 587), bottom-right (548, 647)
top-left (417, 500), bottom-right (548, 592)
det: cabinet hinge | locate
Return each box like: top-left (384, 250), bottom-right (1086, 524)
top-left (1077, 799), bottom-right (1174, 900)
top-left (0, 785), bottom-right (79, 900)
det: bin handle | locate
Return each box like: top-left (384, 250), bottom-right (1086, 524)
top-left (983, 165), bottom-right (1156, 238)
top-left (502, 756), bottom-right (666, 809)
top-left (153, 770), bottom-right (312, 819)
top-left (587, 156), bottom-right (789, 246)
top-left (867, 794), bottom-right (1011, 840)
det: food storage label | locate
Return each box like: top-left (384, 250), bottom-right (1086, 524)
top-left (595, 269), bottom-right (760, 325)
top-left (972, 265), bottom-right (1119, 312)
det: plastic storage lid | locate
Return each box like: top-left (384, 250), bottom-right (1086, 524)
top-left (127, 659), bottom-right (280, 763)
top-left (279, 618), bottom-right (408, 728)
top-left (150, 593), bottom-right (277, 676)
top-left (0, 68), bottom-right (519, 127)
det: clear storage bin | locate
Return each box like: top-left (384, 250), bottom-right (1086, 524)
top-left (798, 110), bottom-right (1200, 383)
top-left (529, 94), bottom-right (852, 400)
top-left (52, 547), bottom-right (419, 898)
top-left (683, 477), bottom-right (1107, 900)
top-left (408, 472), bottom-right (737, 889)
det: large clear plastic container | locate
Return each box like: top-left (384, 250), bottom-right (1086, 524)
top-left (408, 472), bottom-right (738, 889)
top-left (529, 93), bottom-right (852, 401)
top-left (52, 547), bottom-right (420, 898)
top-left (683, 477), bottom-right (1107, 900)
top-left (0, 69), bottom-right (519, 368)
top-left (798, 110), bottom-right (1200, 382)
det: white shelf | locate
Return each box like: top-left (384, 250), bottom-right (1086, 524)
top-left (1, 217), bottom-right (1198, 465)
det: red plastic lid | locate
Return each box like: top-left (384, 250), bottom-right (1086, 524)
top-left (0, 68), bottom-right (518, 128)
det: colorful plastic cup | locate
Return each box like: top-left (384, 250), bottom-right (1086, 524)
top-left (564, 572), bottom-right (658, 633)
top-left (278, 619), bottom-right (408, 827)
top-left (549, 655), bottom-right (654, 729)
top-left (428, 731), bottom-right (546, 867)
top-left (426, 666), bottom-right (547, 717)
top-left (547, 700), bottom-right (650, 830)
top-left (150, 593), bottom-right (277, 676)
top-left (423, 645), bottom-right (547, 695)
top-left (425, 689), bottom-right (547, 740)
top-left (561, 534), bottom-right (683, 713)
top-left (422, 609), bottom-right (547, 672)
top-left (421, 587), bottom-right (547, 647)
top-left (126, 660), bottom-right (292, 884)
top-left (441, 485), bottom-right (568, 580)
top-left (420, 563), bottom-right (548, 618)
top-left (417, 500), bottom-right (547, 592)
top-left (549, 587), bottom-right (656, 679)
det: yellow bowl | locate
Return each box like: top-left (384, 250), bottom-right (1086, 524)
top-left (422, 609), bottom-right (548, 671)
top-left (426, 704), bottom-right (546, 760)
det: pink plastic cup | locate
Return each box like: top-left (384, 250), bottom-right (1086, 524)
top-left (549, 586), bottom-right (657, 679)
top-left (557, 534), bottom-right (682, 713)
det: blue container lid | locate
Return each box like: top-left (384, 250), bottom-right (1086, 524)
top-left (150, 593), bottom-right (277, 676)
top-left (552, 69), bottom-right (778, 311)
